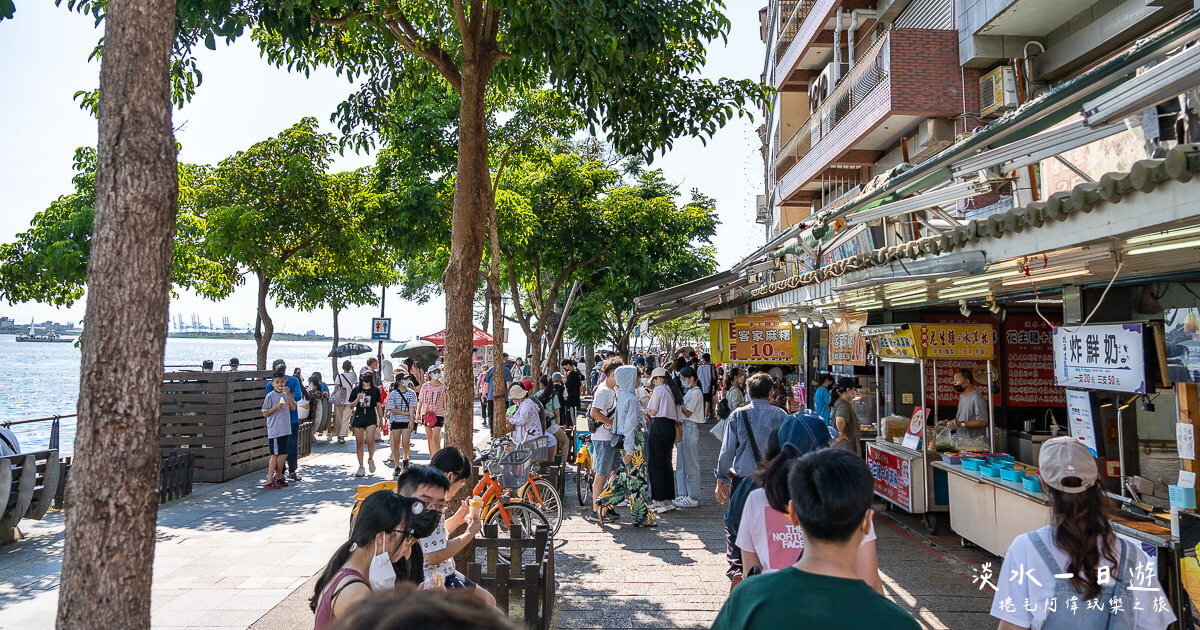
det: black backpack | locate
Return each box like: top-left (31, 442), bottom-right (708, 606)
top-left (717, 396), bottom-right (732, 420)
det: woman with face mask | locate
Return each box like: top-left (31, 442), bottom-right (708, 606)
top-left (350, 372), bottom-right (384, 477)
top-left (311, 491), bottom-right (423, 630)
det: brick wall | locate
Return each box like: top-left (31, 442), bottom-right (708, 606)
top-left (889, 29), bottom-right (966, 119)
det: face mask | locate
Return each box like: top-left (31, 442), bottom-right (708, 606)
top-left (411, 509), bottom-right (441, 538)
top-left (368, 537), bottom-right (397, 592)
top-left (952, 384), bottom-right (965, 393)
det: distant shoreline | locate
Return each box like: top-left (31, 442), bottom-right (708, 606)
top-left (0, 329), bottom-right (353, 342)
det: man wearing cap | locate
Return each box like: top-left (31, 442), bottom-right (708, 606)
top-left (266, 359), bottom-right (304, 482)
top-left (228, 357), bottom-right (240, 371)
top-left (991, 436), bottom-right (1176, 630)
top-left (201, 359), bottom-right (214, 372)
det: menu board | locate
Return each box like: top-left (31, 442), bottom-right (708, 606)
top-left (920, 316), bottom-right (999, 408)
top-left (1052, 324), bottom-right (1146, 393)
top-left (1004, 315), bottom-right (1065, 407)
top-left (829, 311), bottom-right (869, 366)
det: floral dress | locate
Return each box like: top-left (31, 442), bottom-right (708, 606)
top-left (597, 423), bottom-right (655, 524)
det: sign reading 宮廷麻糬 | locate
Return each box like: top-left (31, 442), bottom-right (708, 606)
top-left (1052, 324), bottom-right (1145, 393)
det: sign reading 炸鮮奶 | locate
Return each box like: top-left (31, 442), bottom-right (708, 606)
top-left (710, 317), bottom-right (799, 365)
top-left (1053, 324), bottom-right (1146, 393)
top-left (830, 311), bottom-right (869, 366)
top-left (866, 443), bottom-right (912, 511)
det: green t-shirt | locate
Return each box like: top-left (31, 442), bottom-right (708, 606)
top-left (712, 567), bottom-right (919, 630)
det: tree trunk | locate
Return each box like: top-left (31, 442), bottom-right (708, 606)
top-left (253, 270), bottom-right (273, 370)
top-left (487, 274), bottom-right (509, 435)
top-left (442, 65), bottom-right (491, 461)
top-left (331, 307), bottom-right (341, 378)
top-left (56, 0), bottom-right (177, 625)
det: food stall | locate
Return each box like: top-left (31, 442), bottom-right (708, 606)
top-left (863, 323), bottom-right (996, 534)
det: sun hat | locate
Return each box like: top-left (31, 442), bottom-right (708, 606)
top-left (778, 410), bottom-right (832, 455)
top-left (508, 384), bottom-right (528, 400)
top-left (650, 367), bottom-right (669, 379)
top-left (1038, 436), bottom-right (1099, 493)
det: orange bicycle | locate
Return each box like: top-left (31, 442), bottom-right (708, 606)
top-left (474, 443), bottom-right (561, 536)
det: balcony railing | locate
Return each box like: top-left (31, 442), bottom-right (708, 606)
top-left (775, 0), bottom-right (815, 67)
top-left (772, 32), bottom-right (891, 177)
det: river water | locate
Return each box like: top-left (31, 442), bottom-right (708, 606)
top-left (0, 335), bottom-right (364, 455)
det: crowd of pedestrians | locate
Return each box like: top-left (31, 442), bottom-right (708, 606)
top-left (241, 345), bottom-right (1181, 630)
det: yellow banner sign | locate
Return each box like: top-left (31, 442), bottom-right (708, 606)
top-left (914, 324), bottom-right (995, 360)
top-left (872, 328), bottom-right (919, 358)
top-left (710, 317), bottom-right (799, 365)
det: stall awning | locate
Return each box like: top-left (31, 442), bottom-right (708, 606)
top-left (421, 326), bottom-right (492, 348)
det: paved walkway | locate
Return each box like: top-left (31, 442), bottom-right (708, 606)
top-left (0, 429), bottom-right (448, 630)
top-left (1, 417), bottom-right (997, 630)
top-left (550, 430), bottom-right (995, 629)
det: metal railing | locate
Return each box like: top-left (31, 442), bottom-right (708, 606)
top-left (2, 413), bottom-right (75, 451)
top-left (773, 32), bottom-right (892, 177)
top-left (775, 0), bottom-right (816, 66)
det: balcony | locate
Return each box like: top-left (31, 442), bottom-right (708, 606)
top-left (771, 28), bottom-right (964, 205)
top-left (773, 0), bottom-right (838, 90)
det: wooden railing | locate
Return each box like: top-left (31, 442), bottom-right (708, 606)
top-left (468, 524), bottom-right (555, 630)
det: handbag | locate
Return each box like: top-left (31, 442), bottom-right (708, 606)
top-left (674, 420), bottom-right (683, 443)
top-left (423, 411), bottom-right (438, 428)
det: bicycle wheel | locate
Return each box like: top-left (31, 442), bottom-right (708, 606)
top-left (576, 467), bottom-right (592, 507)
top-left (520, 478), bottom-right (562, 536)
top-left (486, 500), bottom-right (551, 549)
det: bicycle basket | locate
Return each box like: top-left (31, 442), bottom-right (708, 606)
top-left (521, 435), bottom-right (554, 463)
top-left (497, 449), bottom-right (533, 489)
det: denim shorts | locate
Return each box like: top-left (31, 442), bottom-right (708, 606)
top-left (592, 438), bottom-right (621, 476)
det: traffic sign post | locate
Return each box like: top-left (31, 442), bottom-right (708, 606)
top-left (371, 318), bottom-right (392, 340)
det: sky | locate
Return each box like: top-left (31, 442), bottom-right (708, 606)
top-left (0, 3), bottom-right (767, 352)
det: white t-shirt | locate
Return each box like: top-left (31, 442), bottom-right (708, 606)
top-left (590, 384), bottom-right (617, 441)
top-left (682, 387), bottom-right (704, 423)
top-left (736, 488), bottom-right (876, 574)
top-left (420, 518), bottom-right (455, 578)
top-left (990, 525), bottom-right (1175, 630)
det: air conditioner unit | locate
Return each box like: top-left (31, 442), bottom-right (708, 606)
top-left (979, 66), bottom-right (1018, 119)
top-left (755, 195), bottom-right (770, 224)
top-left (809, 62), bottom-right (837, 112)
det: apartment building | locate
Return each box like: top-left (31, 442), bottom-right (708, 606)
top-left (759, 0), bottom-right (1194, 239)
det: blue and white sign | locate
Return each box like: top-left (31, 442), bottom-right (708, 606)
top-left (1052, 324), bottom-right (1145, 393)
top-left (371, 318), bottom-right (392, 341)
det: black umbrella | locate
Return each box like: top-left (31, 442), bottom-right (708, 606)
top-left (328, 342), bottom-right (374, 358)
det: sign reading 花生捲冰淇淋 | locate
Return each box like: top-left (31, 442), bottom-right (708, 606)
top-left (1052, 324), bottom-right (1145, 393)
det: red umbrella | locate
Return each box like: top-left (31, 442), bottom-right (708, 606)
top-left (421, 325), bottom-right (493, 348)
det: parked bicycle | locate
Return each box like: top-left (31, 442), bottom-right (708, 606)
top-left (575, 432), bottom-right (595, 507)
top-left (475, 437), bottom-right (562, 536)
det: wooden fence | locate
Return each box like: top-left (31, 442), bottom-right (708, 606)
top-left (159, 370), bottom-right (273, 483)
top-left (158, 451), bottom-right (195, 503)
top-left (467, 524), bottom-right (555, 630)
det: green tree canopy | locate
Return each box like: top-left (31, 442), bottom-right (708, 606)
top-left (197, 117), bottom-right (348, 369)
top-left (566, 171), bottom-right (719, 358)
top-left (0, 146), bottom-right (237, 307)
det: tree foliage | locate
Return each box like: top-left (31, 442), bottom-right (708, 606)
top-left (566, 171), bottom-right (719, 357)
top-left (0, 147), bottom-right (237, 307)
top-left (197, 117), bottom-right (349, 368)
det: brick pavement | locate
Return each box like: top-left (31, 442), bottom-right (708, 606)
top-left (1, 415), bottom-right (998, 630)
top-left (550, 429), bottom-right (996, 629)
